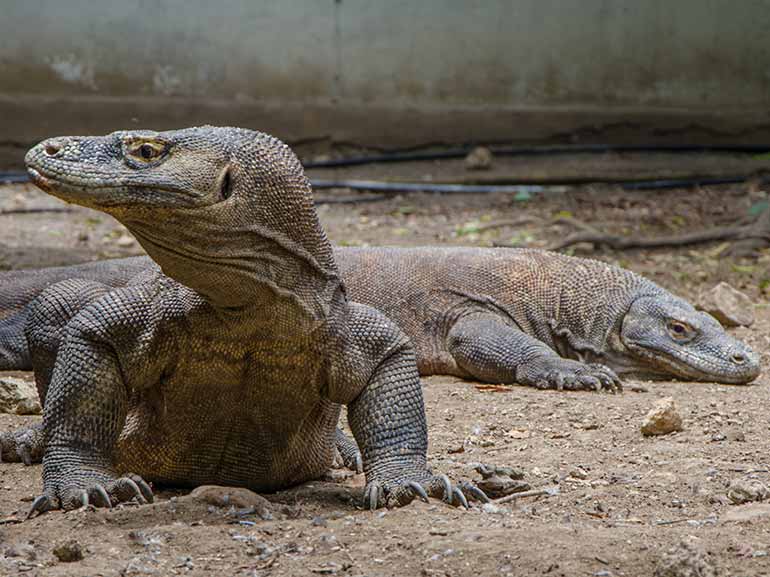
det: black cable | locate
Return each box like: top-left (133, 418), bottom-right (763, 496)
top-left (304, 144), bottom-right (770, 169)
top-left (2, 171), bottom-right (768, 197)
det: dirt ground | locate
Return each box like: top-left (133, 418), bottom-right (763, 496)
top-left (0, 152), bottom-right (769, 576)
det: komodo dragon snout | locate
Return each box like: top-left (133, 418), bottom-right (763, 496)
top-left (619, 294), bottom-right (760, 384)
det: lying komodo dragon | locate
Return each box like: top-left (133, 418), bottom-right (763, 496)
top-left (12, 126), bottom-right (486, 515)
top-left (0, 249), bottom-right (760, 471)
top-left (0, 251), bottom-right (760, 389)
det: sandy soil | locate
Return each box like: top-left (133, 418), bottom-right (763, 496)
top-left (0, 153), bottom-right (768, 576)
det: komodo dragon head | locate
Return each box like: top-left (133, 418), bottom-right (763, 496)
top-left (25, 126), bottom-right (340, 317)
top-left (615, 292), bottom-right (761, 384)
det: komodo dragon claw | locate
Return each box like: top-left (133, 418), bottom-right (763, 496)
top-left (364, 472), bottom-right (488, 510)
top-left (27, 473), bottom-right (154, 517)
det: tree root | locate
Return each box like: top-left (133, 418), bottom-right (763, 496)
top-left (544, 209), bottom-right (770, 256)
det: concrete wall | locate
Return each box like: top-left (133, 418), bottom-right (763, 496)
top-left (2, 0), bottom-right (770, 161)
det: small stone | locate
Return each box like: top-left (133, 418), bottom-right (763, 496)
top-left (727, 479), bottom-right (769, 504)
top-left (654, 540), bottom-right (720, 577)
top-left (570, 466), bottom-right (589, 480)
top-left (641, 397), bottom-right (683, 436)
top-left (464, 146), bottom-right (493, 170)
top-left (710, 433), bottom-right (726, 442)
top-left (0, 377), bottom-right (41, 415)
top-left (116, 234), bottom-right (137, 247)
top-left (53, 540), bottom-right (84, 562)
top-left (187, 486), bottom-right (272, 519)
top-left (722, 503), bottom-right (770, 523)
top-left (697, 282), bottom-right (754, 327)
top-left (311, 516), bottom-right (327, 527)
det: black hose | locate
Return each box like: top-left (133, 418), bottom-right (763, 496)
top-left (2, 171), bottom-right (768, 197)
top-left (304, 144), bottom-right (770, 169)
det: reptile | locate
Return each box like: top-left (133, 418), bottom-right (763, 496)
top-left (0, 250), bottom-right (760, 388)
top-left (9, 126), bottom-right (487, 515)
top-left (0, 159), bottom-right (760, 473)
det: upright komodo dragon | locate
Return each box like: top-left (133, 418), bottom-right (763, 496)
top-left (11, 126), bottom-right (487, 515)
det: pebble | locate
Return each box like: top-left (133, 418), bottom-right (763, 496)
top-left (727, 479), bottom-right (769, 504)
top-left (53, 540), bottom-right (84, 563)
top-left (697, 281), bottom-right (754, 327)
top-left (654, 540), bottom-right (719, 577)
top-left (0, 376), bottom-right (41, 415)
top-left (464, 146), bottom-right (493, 170)
top-left (641, 397), bottom-right (683, 436)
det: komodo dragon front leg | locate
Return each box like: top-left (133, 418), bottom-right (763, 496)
top-left (0, 278), bottom-right (113, 465)
top-left (447, 313), bottom-right (622, 392)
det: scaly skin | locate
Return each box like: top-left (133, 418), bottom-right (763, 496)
top-left (16, 126), bottom-right (485, 515)
top-left (0, 250), bottom-right (760, 469)
top-left (0, 250), bottom-right (759, 386)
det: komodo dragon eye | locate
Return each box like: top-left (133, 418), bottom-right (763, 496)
top-left (667, 320), bottom-right (693, 341)
top-left (126, 140), bottom-right (166, 162)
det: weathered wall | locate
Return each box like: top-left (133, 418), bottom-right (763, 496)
top-left (2, 0), bottom-right (770, 161)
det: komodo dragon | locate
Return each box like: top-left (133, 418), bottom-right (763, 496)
top-left (0, 249), bottom-right (760, 468)
top-left (0, 251), bottom-right (760, 387)
top-left (12, 126), bottom-right (487, 515)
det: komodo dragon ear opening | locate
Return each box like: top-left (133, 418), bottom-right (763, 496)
top-left (219, 167), bottom-right (233, 201)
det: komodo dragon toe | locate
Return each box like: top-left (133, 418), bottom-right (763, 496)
top-left (28, 472), bottom-right (153, 517)
top-left (533, 361), bottom-right (623, 393)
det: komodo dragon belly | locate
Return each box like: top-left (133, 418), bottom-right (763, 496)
top-left (113, 340), bottom-right (340, 491)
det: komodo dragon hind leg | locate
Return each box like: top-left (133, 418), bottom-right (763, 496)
top-left (0, 309), bottom-right (32, 370)
top-left (333, 427), bottom-right (363, 473)
top-left (447, 313), bottom-right (622, 392)
top-left (0, 278), bottom-right (113, 466)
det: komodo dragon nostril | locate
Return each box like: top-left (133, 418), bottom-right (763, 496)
top-left (731, 353), bottom-right (746, 364)
top-left (44, 143), bottom-right (61, 156)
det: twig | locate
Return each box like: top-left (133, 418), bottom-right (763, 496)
top-left (548, 225), bottom-right (765, 251)
top-left (475, 216), bottom-right (544, 233)
top-left (656, 518), bottom-right (698, 526)
top-left (493, 486), bottom-right (559, 504)
top-left (0, 208), bottom-right (73, 215)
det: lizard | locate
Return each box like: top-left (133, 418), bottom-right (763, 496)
top-left (0, 250), bottom-right (760, 389)
top-left (12, 125), bottom-right (487, 515)
top-left (0, 250), bottom-right (759, 469)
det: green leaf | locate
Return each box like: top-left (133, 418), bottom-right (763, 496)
top-left (749, 200), bottom-right (769, 216)
top-left (456, 221), bottom-right (481, 236)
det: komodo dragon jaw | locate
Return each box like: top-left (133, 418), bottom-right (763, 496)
top-left (619, 294), bottom-right (760, 384)
top-left (21, 126), bottom-right (486, 516)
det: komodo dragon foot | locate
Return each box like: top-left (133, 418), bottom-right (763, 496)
top-left (333, 427), bottom-right (487, 509)
top-left (363, 465), bottom-right (488, 510)
top-left (530, 360), bottom-right (622, 392)
top-left (28, 470), bottom-right (153, 517)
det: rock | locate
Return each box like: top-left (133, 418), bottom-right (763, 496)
top-left (654, 540), bottom-right (720, 577)
top-left (0, 377), bottom-right (41, 415)
top-left (474, 463), bottom-right (530, 498)
top-left (53, 540), bottom-right (84, 562)
top-left (697, 282), bottom-right (754, 327)
top-left (722, 503), bottom-right (770, 523)
top-left (187, 485), bottom-right (272, 519)
top-left (116, 234), bottom-right (136, 247)
top-left (641, 397), bottom-right (683, 436)
top-left (464, 146), bottom-right (493, 170)
top-left (727, 479), bottom-right (769, 504)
